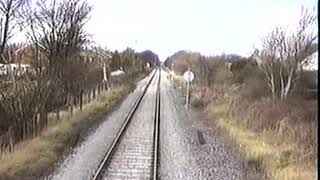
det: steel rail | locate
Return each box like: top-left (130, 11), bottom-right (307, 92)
top-left (91, 68), bottom-right (158, 180)
top-left (152, 68), bottom-right (161, 180)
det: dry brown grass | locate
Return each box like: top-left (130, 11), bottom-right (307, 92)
top-left (168, 52), bottom-right (317, 179)
top-left (230, 97), bottom-right (317, 161)
top-left (186, 81), bottom-right (317, 180)
top-left (208, 102), bottom-right (317, 180)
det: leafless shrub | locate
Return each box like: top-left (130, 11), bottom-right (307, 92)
top-left (255, 7), bottom-right (317, 99)
top-left (0, 0), bottom-right (95, 153)
top-left (229, 96), bottom-right (317, 160)
top-left (0, 74), bottom-right (57, 141)
top-left (239, 69), bottom-right (269, 100)
top-left (0, 0), bottom-right (28, 63)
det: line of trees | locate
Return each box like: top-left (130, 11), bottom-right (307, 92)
top-left (110, 49), bottom-right (160, 73)
top-left (0, 0), bottom-right (156, 157)
top-left (164, 7), bottom-right (317, 100)
top-left (0, 0), bottom-right (111, 156)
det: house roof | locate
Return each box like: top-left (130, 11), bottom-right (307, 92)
top-left (78, 50), bottom-right (112, 59)
top-left (15, 43), bottom-right (47, 54)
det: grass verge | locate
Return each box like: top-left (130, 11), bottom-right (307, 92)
top-left (0, 85), bottom-right (131, 180)
top-left (208, 103), bottom-right (316, 180)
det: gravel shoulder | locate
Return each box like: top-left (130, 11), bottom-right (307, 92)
top-left (45, 70), bottom-right (155, 180)
top-left (159, 70), bottom-right (244, 180)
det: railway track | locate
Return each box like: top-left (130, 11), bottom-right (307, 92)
top-left (91, 68), bottom-right (161, 180)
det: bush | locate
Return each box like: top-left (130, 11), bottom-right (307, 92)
top-left (240, 74), bottom-right (269, 100)
top-left (214, 65), bottom-right (232, 84)
top-left (291, 70), bottom-right (318, 99)
top-left (229, 60), bottom-right (251, 84)
top-left (230, 97), bottom-right (317, 161)
top-left (190, 87), bottom-right (212, 108)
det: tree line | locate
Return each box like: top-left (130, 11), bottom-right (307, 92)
top-left (0, 0), bottom-right (154, 157)
top-left (164, 7), bottom-right (317, 99)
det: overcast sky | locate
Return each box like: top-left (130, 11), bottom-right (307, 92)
top-left (12, 0), bottom-right (317, 61)
top-left (84, 0), bottom-right (317, 61)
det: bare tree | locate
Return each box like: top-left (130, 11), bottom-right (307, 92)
top-left (23, 0), bottom-right (91, 70)
top-left (0, 74), bottom-right (57, 141)
top-left (0, 0), bottom-right (93, 152)
top-left (0, 0), bottom-right (27, 63)
top-left (22, 0), bottom-right (92, 117)
top-left (255, 7), bottom-right (317, 99)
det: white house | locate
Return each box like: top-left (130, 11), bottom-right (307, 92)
top-left (0, 63), bottom-right (30, 76)
top-left (302, 51), bottom-right (318, 71)
top-left (110, 70), bottom-right (125, 77)
top-left (0, 64), bottom-right (6, 75)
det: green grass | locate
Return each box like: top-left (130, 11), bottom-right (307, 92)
top-left (0, 85), bottom-right (130, 180)
top-left (208, 103), bottom-right (316, 180)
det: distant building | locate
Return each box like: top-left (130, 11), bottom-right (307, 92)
top-left (78, 50), bottom-right (112, 67)
top-left (0, 64), bottom-right (6, 75)
top-left (0, 63), bottom-right (31, 76)
top-left (0, 44), bottom-right (113, 76)
top-left (15, 44), bottom-right (112, 66)
top-left (302, 51), bottom-right (318, 71)
top-left (15, 44), bottom-right (47, 65)
top-left (110, 70), bottom-right (125, 77)
top-left (251, 50), bottom-right (318, 72)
